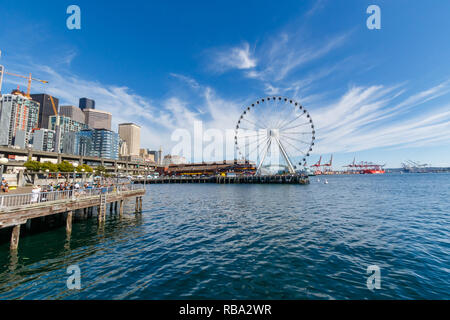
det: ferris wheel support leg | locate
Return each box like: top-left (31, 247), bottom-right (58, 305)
top-left (274, 137), bottom-right (296, 174)
top-left (256, 139), bottom-right (271, 175)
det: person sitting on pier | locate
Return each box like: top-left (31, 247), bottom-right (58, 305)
top-left (1, 178), bottom-right (9, 193)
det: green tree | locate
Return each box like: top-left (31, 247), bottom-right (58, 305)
top-left (24, 160), bottom-right (42, 172)
top-left (77, 164), bottom-right (93, 173)
top-left (95, 165), bottom-right (107, 176)
top-left (58, 160), bottom-right (74, 172)
top-left (40, 161), bottom-right (59, 172)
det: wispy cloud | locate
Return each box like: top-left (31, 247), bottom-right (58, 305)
top-left (312, 81), bottom-right (450, 154)
top-left (209, 42), bottom-right (257, 73)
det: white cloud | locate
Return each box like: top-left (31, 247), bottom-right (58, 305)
top-left (210, 42), bottom-right (257, 73)
top-left (311, 81), bottom-right (450, 154)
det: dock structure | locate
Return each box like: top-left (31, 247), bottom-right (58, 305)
top-left (135, 175), bottom-right (310, 185)
top-left (0, 185), bottom-right (145, 251)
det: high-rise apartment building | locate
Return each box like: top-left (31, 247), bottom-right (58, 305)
top-left (31, 128), bottom-right (55, 152)
top-left (79, 97), bottom-right (95, 110)
top-left (0, 92), bottom-right (40, 146)
top-left (59, 105), bottom-right (85, 123)
top-left (83, 109), bottom-right (112, 130)
top-left (118, 123), bottom-right (141, 156)
top-left (30, 93), bottom-right (59, 129)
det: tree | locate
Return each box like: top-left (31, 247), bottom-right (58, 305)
top-left (95, 165), bottom-right (107, 176)
top-left (58, 160), bottom-right (74, 172)
top-left (77, 164), bottom-right (93, 173)
top-left (24, 160), bottom-right (42, 172)
top-left (40, 161), bottom-right (59, 172)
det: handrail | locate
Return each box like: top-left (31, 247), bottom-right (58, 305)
top-left (0, 184), bottom-right (144, 210)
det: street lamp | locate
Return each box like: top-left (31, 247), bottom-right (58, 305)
top-left (73, 162), bottom-right (79, 184)
top-left (81, 168), bottom-right (85, 186)
top-left (45, 169), bottom-right (49, 187)
top-left (0, 157), bottom-right (8, 184)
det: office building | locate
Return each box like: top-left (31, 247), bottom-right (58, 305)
top-left (79, 97), bottom-right (95, 110)
top-left (59, 105), bottom-right (85, 123)
top-left (118, 123), bottom-right (141, 156)
top-left (74, 129), bottom-right (119, 160)
top-left (48, 115), bottom-right (88, 153)
top-left (148, 147), bottom-right (163, 165)
top-left (83, 109), bottom-right (112, 130)
top-left (0, 92), bottom-right (40, 146)
top-left (30, 93), bottom-right (59, 129)
top-left (32, 128), bottom-right (55, 152)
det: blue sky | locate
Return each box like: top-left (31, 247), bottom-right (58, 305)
top-left (1, 0), bottom-right (450, 168)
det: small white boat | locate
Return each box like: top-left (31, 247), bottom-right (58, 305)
top-left (324, 179), bottom-right (329, 184)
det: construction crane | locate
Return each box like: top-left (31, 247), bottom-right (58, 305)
top-left (49, 95), bottom-right (61, 152)
top-left (1, 71), bottom-right (48, 98)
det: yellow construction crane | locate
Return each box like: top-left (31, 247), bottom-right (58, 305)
top-left (1, 71), bottom-right (48, 98)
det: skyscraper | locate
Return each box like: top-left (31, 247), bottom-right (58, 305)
top-left (79, 97), bottom-right (95, 110)
top-left (118, 123), bottom-right (141, 156)
top-left (0, 92), bottom-right (40, 146)
top-left (83, 109), bottom-right (112, 130)
top-left (59, 105), bottom-right (85, 123)
top-left (30, 93), bottom-right (59, 129)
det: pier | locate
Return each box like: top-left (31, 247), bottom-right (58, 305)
top-left (0, 184), bottom-right (145, 251)
top-left (134, 175), bottom-right (310, 185)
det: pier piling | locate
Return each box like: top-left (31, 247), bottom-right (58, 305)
top-left (66, 211), bottom-right (73, 234)
top-left (10, 225), bottom-right (21, 251)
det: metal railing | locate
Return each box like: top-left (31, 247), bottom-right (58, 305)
top-left (0, 184), bottom-right (143, 210)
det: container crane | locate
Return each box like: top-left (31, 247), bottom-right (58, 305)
top-left (322, 155), bottom-right (333, 172)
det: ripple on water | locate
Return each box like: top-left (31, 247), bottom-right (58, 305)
top-left (0, 174), bottom-right (449, 299)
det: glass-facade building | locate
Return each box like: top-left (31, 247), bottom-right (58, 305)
top-left (74, 129), bottom-right (119, 160)
top-left (79, 98), bottom-right (95, 110)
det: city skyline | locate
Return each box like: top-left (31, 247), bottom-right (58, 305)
top-left (1, 1), bottom-right (450, 167)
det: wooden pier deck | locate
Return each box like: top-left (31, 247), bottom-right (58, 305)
top-left (0, 185), bottom-right (145, 251)
top-left (134, 175), bottom-right (310, 185)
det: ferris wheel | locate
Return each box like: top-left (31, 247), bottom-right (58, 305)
top-left (234, 96), bottom-right (315, 175)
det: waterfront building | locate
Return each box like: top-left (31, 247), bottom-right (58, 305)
top-left (48, 115), bottom-right (88, 153)
top-left (59, 105), bottom-right (85, 123)
top-left (83, 109), bottom-right (112, 130)
top-left (118, 123), bottom-right (141, 156)
top-left (30, 93), bottom-right (59, 129)
top-left (162, 154), bottom-right (186, 165)
top-left (79, 97), bottom-right (95, 110)
top-left (31, 128), bottom-right (55, 152)
top-left (0, 92), bottom-right (40, 146)
top-left (74, 128), bottom-right (119, 160)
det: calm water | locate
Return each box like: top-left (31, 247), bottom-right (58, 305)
top-left (0, 173), bottom-right (449, 299)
